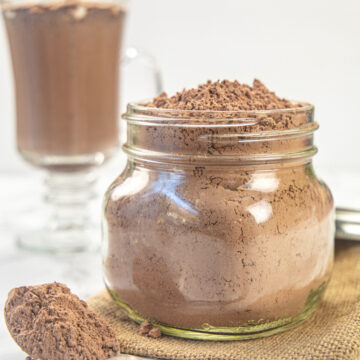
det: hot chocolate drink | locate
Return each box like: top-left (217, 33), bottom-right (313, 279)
top-left (2, 1), bottom-right (126, 169)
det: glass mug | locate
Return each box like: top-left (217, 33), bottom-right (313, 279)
top-left (1, 0), bottom-right (161, 252)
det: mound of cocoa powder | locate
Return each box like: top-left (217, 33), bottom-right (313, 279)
top-left (134, 79), bottom-right (311, 158)
top-left (104, 79), bottom-right (334, 330)
top-left (146, 79), bottom-right (298, 111)
top-left (4, 283), bottom-right (120, 360)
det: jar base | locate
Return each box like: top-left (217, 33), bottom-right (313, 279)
top-left (106, 282), bottom-right (328, 341)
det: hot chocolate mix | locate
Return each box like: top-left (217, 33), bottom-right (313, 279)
top-left (5, 283), bottom-right (120, 360)
top-left (104, 80), bottom-right (334, 330)
top-left (147, 79), bottom-right (297, 111)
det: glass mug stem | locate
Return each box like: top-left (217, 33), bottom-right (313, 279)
top-left (18, 171), bottom-right (99, 253)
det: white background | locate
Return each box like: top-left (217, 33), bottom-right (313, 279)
top-left (0, 0), bottom-right (360, 182)
top-left (0, 1), bottom-right (360, 357)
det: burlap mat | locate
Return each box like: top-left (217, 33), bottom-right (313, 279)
top-left (88, 240), bottom-right (360, 360)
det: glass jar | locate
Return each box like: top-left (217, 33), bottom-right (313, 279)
top-left (102, 103), bottom-right (334, 340)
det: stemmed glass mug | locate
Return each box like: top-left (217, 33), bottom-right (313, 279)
top-left (1, 0), bottom-right (161, 252)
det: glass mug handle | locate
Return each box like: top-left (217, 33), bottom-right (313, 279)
top-left (121, 47), bottom-right (163, 110)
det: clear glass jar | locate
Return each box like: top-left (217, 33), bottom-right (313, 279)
top-left (102, 103), bottom-right (334, 340)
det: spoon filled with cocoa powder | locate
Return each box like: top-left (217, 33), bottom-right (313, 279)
top-left (4, 282), bottom-right (120, 360)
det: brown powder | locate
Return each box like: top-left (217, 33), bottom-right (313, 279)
top-left (4, 283), bottom-right (120, 360)
top-left (104, 79), bottom-right (334, 332)
top-left (137, 80), bottom-right (312, 161)
top-left (146, 79), bottom-right (298, 111)
top-left (148, 327), bottom-right (162, 339)
top-left (139, 320), bottom-right (152, 336)
top-left (138, 321), bottom-right (162, 338)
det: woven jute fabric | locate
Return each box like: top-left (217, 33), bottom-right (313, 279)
top-left (88, 240), bottom-right (360, 360)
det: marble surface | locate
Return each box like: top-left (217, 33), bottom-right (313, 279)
top-left (0, 168), bottom-right (359, 359)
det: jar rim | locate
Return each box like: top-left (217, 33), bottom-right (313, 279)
top-left (123, 100), bottom-right (317, 140)
top-left (123, 100), bottom-right (318, 165)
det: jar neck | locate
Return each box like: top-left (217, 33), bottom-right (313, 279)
top-left (127, 158), bottom-right (314, 175)
top-left (123, 102), bottom-right (317, 166)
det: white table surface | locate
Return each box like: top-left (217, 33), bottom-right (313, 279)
top-left (0, 167), bottom-right (359, 359)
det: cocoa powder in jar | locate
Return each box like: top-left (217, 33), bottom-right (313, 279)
top-left (104, 80), bottom-right (334, 329)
